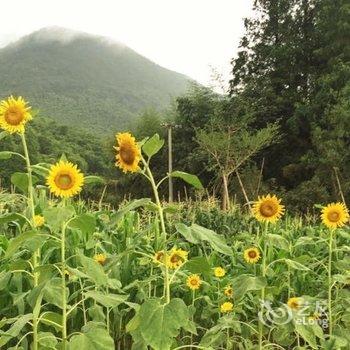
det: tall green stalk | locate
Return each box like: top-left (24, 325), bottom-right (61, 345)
top-left (20, 132), bottom-right (39, 350)
top-left (61, 221), bottom-right (68, 349)
top-left (142, 158), bottom-right (170, 304)
top-left (258, 223), bottom-right (268, 350)
top-left (328, 229), bottom-right (334, 336)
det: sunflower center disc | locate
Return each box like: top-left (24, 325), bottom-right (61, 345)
top-left (171, 255), bottom-right (180, 263)
top-left (120, 147), bottom-right (135, 165)
top-left (260, 202), bottom-right (276, 217)
top-left (328, 211), bottom-right (340, 222)
top-left (248, 250), bottom-right (257, 258)
top-left (4, 107), bottom-right (24, 126)
top-left (55, 174), bottom-right (73, 190)
top-left (190, 280), bottom-right (197, 286)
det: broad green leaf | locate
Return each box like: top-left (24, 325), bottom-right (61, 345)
top-left (79, 254), bottom-right (108, 286)
top-left (295, 322), bottom-right (318, 349)
top-left (40, 312), bottom-right (63, 332)
top-left (142, 134), bottom-right (164, 158)
top-left (170, 171), bottom-right (203, 189)
top-left (0, 271), bottom-right (11, 290)
top-left (84, 291), bottom-right (128, 308)
top-left (69, 214), bottom-right (96, 235)
top-left (266, 234), bottom-right (289, 250)
top-left (43, 278), bottom-right (66, 309)
top-left (68, 322), bottom-right (114, 350)
top-left (10, 172), bottom-right (38, 194)
top-left (176, 223), bottom-right (231, 256)
top-left (0, 314), bottom-right (32, 346)
top-left (0, 151), bottom-right (13, 160)
top-left (43, 206), bottom-right (75, 232)
top-left (5, 231), bottom-right (37, 259)
top-left (0, 212), bottom-right (28, 226)
top-left (231, 275), bottom-right (267, 299)
top-left (38, 331), bottom-right (57, 348)
top-left (186, 256), bottom-right (211, 277)
top-left (284, 259), bottom-right (310, 271)
top-left (111, 198), bottom-right (152, 225)
top-left (0, 131), bottom-right (8, 140)
top-left (84, 175), bottom-right (105, 185)
top-left (128, 298), bottom-right (190, 350)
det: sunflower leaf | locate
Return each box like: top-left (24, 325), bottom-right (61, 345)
top-left (142, 133), bottom-right (164, 158)
top-left (170, 171), bottom-right (203, 190)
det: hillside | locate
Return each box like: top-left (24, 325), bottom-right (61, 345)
top-left (0, 27), bottom-right (190, 133)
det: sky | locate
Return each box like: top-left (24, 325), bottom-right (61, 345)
top-left (0, 0), bottom-right (254, 88)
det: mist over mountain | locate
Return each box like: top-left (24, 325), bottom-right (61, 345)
top-left (0, 27), bottom-right (191, 133)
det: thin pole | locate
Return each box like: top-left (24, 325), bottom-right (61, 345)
top-left (168, 126), bottom-right (173, 202)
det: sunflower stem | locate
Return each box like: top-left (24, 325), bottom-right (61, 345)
top-left (258, 223), bottom-right (268, 350)
top-left (20, 132), bottom-right (40, 350)
top-left (328, 229), bottom-right (334, 336)
top-left (61, 220), bottom-right (68, 350)
top-left (141, 157), bottom-right (170, 304)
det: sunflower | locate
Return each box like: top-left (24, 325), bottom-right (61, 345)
top-left (0, 96), bottom-right (32, 134)
top-left (46, 160), bottom-right (84, 198)
top-left (224, 285), bottom-right (233, 298)
top-left (244, 247), bottom-right (261, 264)
top-left (253, 194), bottom-right (285, 223)
top-left (186, 274), bottom-right (202, 290)
top-left (114, 132), bottom-right (141, 173)
top-left (94, 253), bottom-right (107, 265)
top-left (321, 202), bottom-right (349, 229)
top-left (153, 251), bottom-right (165, 265)
top-left (287, 297), bottom-right (302, 311)
top-left (214, 267), bottom-right (226, 278)
top-left (220, 301), bottom-right (233, 313)
top-left (166, 248), bottom-right (188, 269)
top-left (33, 215), bottom-right (45, 228)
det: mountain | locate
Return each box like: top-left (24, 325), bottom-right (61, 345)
top-left (0, 27), bottom-right (191, 133)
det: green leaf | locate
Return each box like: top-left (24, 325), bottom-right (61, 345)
top-left (38, 331), bottom-right (58, 348)
top-left (284, 259), bottom-right (310, 271)
top-left (84, 291), bottom-right (128, 308)
top-left (170, 171), bottom-right (203, 189)
top-left (0, 314), bottom-right (33, 347)
top-left (266, 234), bottom-right (289, 250)
top-left (294, 322), bottom-right (318, 349)
top-left (79, 254), bottom-right (108, 286)
top-left (5, 231), bottom-right (37, 259)
top-left (0, 151), bottom-right (13, 160)
top-left (176, 223), bottom-right (231, 256)
top-left (128, 298), bottom-right (190, 350)
top-left (231, 274), bottom-right (267, 299)
top-left (84, 175), bottom-right (105, 185)
top-left (40, 312), bottom-right (63, 332)
top-left (69, 214), bottom-right (96, 235)
top-left (186, 256), bottom-right (211, 277)
top-left (0, 271), bottom-right (11, 290)
top-left (68, 322), bottom-right (114, 350)
top-left (43, 206), bottom-right (75, 232)
top-left (43, 278), bottom-right (66, 309)
top-left (0, 212), bottom-right (28, 226)
top-left (11, 172), bottom-right (39, 194)
top-left (0, 131), bottom-right (8, 141)
top-left (142, 134), bottom-right (164, 157)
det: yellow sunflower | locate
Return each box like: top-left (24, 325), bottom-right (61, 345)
top-left (46, 160), bottom-right (84, 198)
top-left (33, 215), bottom-right (45, 228)
top-left (153, 251), bottom-right (165, 265)
top-left (0, 96), bottom-right (32, 134)
top-left (244, 247), bottom-right (261, 264)
top-left (287, 297), bottom-right (302, 311)
top-left (186, 274), bottom-right (202, 290)
top-left (253, 194), bottom-right (285, 223)
top-left (114, 132), bottom-right (141, 173)
top-left (166, 248), bottom-right (188, 269)
top-left (224, 285), bottom-right (233, 298)
top-left (94, 253), bottom-right (107, 265)
top-left (220, 301), bottom-right (233, 313)
top-left (214, 267), bottom-right (226, 278)
top-left (321, 202), bottom-right (349, 229)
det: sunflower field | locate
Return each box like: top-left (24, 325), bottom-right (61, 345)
top-left (0, 96), bottom-right (350, 350)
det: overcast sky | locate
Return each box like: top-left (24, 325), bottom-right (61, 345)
top-left (0, 0), bottom-right (254, 88)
